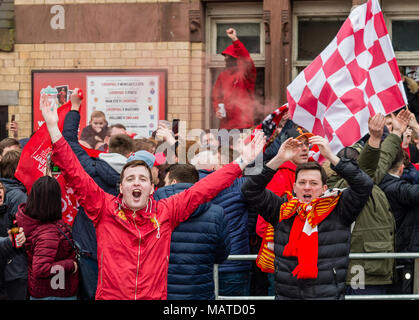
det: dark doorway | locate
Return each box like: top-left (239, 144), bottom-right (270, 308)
top-left (0, 106), bottom-right (8, 141)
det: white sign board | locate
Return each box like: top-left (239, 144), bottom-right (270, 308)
top-left (86, 75), bottom-right (160, 138)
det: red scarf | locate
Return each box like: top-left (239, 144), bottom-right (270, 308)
top-left (256, 190), bottom-right (342, 279)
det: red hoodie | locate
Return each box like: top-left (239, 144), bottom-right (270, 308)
top-left (256, 161), bottom-right (297, 238)
top-left (51, 137), bottom-right (243, 300)
top-left (212, 39), bottom-right (256, 130)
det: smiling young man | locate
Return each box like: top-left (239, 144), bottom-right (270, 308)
top-left (242, 135), bottom-right (374, 300)
top-left (39, 93), bottom-right (264, 300)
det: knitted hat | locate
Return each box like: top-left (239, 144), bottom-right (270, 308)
top-left (126, 150), bottom-right (155, 168)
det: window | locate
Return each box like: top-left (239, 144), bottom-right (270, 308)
top-left (297, 17), bottom-right (345, 60)
top-left (292, 1), bottom-right (352, 79)
top-left (392, 20), bottom-right (419, 52)
top-left (216, 22), bottom-right (261, 54)
top-left (205, 2), bottom-right (265, 129)
top-left (383, 0), bottom-right (419, 72)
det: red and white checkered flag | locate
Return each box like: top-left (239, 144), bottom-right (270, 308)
top-left (287, 0), bottom-right (407, 160)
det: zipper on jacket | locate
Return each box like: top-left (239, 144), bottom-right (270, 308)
top-left (132, 210), bottom-right (141, 300)
top-left (332, 267), bottom-right (339, 299)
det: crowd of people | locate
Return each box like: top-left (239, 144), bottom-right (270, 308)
top-left (0, 27), bottom-right (418, 300)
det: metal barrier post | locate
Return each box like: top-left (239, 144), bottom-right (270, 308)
top-left (414, 258), bottom-right (419, 294)
top-left (214, 264), bottom-right (219, 300)
top-left (214, 253), bottom-right (419, 300)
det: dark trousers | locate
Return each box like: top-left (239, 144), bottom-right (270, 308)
top-left (249, 235), bottom-right (275, 296)
top-left (5, 279), bottom-right (28, 300)
top-left (219, 271), bottom-right (250, 296)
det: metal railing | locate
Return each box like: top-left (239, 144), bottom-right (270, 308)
top-left (214, 253), bottom-right (419, 300)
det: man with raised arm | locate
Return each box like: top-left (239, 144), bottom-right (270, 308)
top-left (40, 89), bottom-right (264, 300)
top-left (212, 28), bottom-right (256, 130)
top-left (241, 135), bottom-right (374, 300)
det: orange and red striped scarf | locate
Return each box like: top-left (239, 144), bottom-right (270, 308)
top-left (256, 190), bottom-right (342, 277)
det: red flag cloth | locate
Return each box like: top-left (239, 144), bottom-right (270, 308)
top-left (81, 145), bottom-right (105, 158)
top-left (15, 96), bottom-right (82, 226)
top-left (244, 104), bottom-right (289, 147)
top-left (56, 174), bottom-right (79, 226)
top-left (287, 0), bottom-right (407, 157)
top-left (15, 100), bottom-right (73, 192)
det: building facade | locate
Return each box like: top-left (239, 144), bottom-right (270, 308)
top-left (0, 0), bottom-right (418, 140)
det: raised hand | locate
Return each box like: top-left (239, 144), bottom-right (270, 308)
top-left (40, 93), bottom-right (62, 143)
top-left (408, 113), bottom-right (419, 133)
top-left (70, 88), bottom-right (82, 111)
top-left (156, 123), bottom-right (175, 146)
top-left (226, 28), bottom-right (238, 42)
top-left (368, 113), bottom-right (385, 140)
top-left (309, 135), bottom-right (340, 166)
top-left (402, 127), bottom-right (412, 148)
top-left (40, 93), bottom-right (59, 129)
top-left (392, 109), bottom-right (411, 137)
top-left (367, 113), bottom-right (386, 148)
top-left (240, 130), bottom-right (264, 166)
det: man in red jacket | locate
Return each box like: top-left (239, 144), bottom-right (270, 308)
top-left (212, 28), bottom-right (256, 130)
top-left (39, 90), bottom-right (264, 300)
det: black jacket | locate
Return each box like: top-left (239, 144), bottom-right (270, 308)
top-left (379, 174), bottom-right (419, 253)
top-left (0, 178), bottom-right (28, 283)
top-left (241, 159), bottom-right (373, 299)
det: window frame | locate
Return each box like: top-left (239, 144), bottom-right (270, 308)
top-left (204, 2), bottom-right (265, 129)
top-left (291, 1), bottom-right (352, 79)
top-left (205, 2), bottom-right (265, 68)
top-left (385, 15), bottom-right (419, 67)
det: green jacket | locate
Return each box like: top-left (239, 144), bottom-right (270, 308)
top-left (327, 133), bottom-right (401, 286)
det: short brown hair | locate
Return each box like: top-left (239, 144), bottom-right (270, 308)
top-left (109, 134), bottom-right (134, 157)
top-left (134, 138), bottom-right (157, 154)
top-left (0, 150), bottom-right (21, 179)
top-left (120, 160), bottom-right (152, 184)
top-left (166, 164), bottom-right (199, 184)
top-left (295, 161), bottom-right (328, 185)
top-left (0, 138), bottom-right (20, 156)
top-left (90, 110), bottom-right (106, 120)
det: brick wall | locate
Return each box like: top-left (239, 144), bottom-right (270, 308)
top-left (2, 39), bottom-right (205, 139)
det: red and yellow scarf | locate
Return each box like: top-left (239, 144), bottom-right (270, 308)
top-left (256, 190), bottom-right (342, 279)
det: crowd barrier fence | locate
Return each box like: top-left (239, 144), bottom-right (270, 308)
top-left (214, 253), bottom-right (419, 300)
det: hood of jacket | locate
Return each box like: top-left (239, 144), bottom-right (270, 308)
top-left (98, 152), bottom-right (127, 174)
top-left (0, 177), bottom-right (26, 194)
top-left (222, 44), bottom-right (238, 59)
top-left (154, 183), bottom-right (210, 219)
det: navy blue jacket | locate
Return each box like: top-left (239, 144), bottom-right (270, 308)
top-left (154, 183), bottom-right (231, 300)
top-left (0, 178), bottom-right (28, 283)
top-left (62, 110), bottom-right (120, 258)
top-left (198, 170), bottom-right (251, 273)
top-left (379, 173), bottom-right (419, 253)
